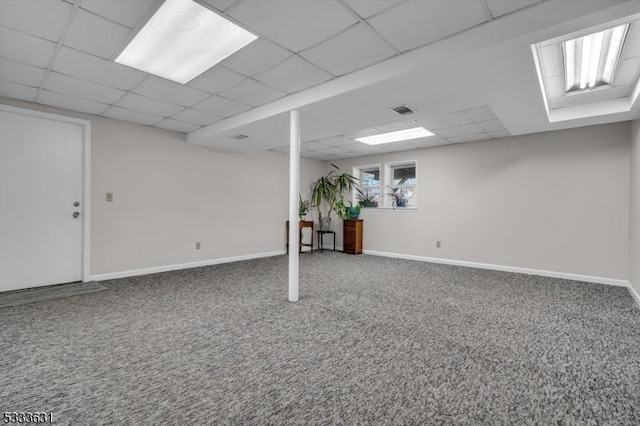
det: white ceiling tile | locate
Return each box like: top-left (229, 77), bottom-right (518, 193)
top-left (315, 136), bottom-right (357, 148)
top-left (103, 105), bottom-right (163, 125)
top-left (485, 0), bottom-right (541, 18)
top-left (301, 151), bottom-right (326, 160)
top-left (301, 24), bottom-right (396, 76)
top-left (37, 90), bottom-right (108, 115)
top-left (0, 80), bottom-right (37, 102)
top-left (116, 93), bottom-right (185, 117)
top-left (221, 39), bottom-right (292, 76)
top-left (335, 151), bottom-right (363, 159)
top-left (219, 79), bottom-right (286, 107)
top-left (192, 95), bottom-right (251, 117)
top-left (154, 118), bottom-right (201, 133)
top-left (411, 137), bottom-right (448, 148)
top-left (64, 9), bottom-right (131, 59)
top-left (344, 128), bottom-right (381, 139)
top-left (187, 67), bottom-right (246, 93)
top-left (343, 0), bottom-right (399, 18)
top-left (368, 0), bottom-right (487, 52)
top-left (375, 120), bottom-right (421, 132)
top-left (255, 56), bottom-right (333, 93)
top-left (52, 47), bottom-right (146, 91)
top-left (385, 141), bottom-right (417, 152)
top-left (229, 0), bottom-right (357, 52)
top-left (0, 58), bottom-right (45, 87)
top-left (171, 109), bottom-right (222, 126)
top-left (419, 111), bottom-right (473, 130)
top-left (313, 147), bottom-right (348, 156)
top-left (344, 142), bottom-right (380, 153)
top-left (299, 144), bottom-right (316, 153)
top-left (44, 72), bottom-right (126, 104)
top-left (447, 133), bottom-right (490, 144)
top-left (301, 141), bottom-right (331, 151)
top-left (0, 27), bottom-right (57, 68)
top-left (488, 130), bottom-right (511, 138)
top-left (134, 76), bottom-right (210, 107)
top-left (465, 106), bottom-right (497, 122)
top-left (0, 0), bottom-right (71, 42)
top-left (80, 0), bottom-right (157, 28)
top-left (478, 119), bottom-right (506, 132)
top-left (435, 123), bottom-right (484, 138)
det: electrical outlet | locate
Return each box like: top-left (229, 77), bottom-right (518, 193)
top-left (195, 242), bottom-right (201, 250)
top-left (436, 241), bottom-right (441, 248)
top-left (106, 192), bottom-right (113, 202)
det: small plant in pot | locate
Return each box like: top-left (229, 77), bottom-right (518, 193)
top-left (386, 185), bottom-right (409, 208)
top-left (311, 164), bottom-right (359, 231)
top-left (298, 195), bottom-right (312, 220)
top-left (347, 203), bottom-right (362, 219)
top-left (357, 187), bottom-right (378, 208)
top-left (336, 199), bottom-right (362, 220)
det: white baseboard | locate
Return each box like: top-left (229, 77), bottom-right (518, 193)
top-left (627, 282), bottom-right (640, 308)
top-left (362, 250), bottom-right (630, 287)
top-left (90, 250), bottom-right (286, 281)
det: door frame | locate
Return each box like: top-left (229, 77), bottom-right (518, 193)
top-left (0, 104), bottom-right (92, 282)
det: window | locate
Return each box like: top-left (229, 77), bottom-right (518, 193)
top-left (358, 166), bottom-right (381, 207)
top-left (354, 161), bottom-right (417, 209)
top-left (386, 162), bottom-right (417, 208)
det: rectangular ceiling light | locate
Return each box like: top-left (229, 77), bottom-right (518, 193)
top-left (115, 0), bottom-right (257, 84)
top-left (562, 24), bottom-right (628, 93)
top-left (355, 127), bottom-right (434, 145)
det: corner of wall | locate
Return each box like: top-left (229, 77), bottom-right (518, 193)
top-left (629, 119), bottom-right (640, 307)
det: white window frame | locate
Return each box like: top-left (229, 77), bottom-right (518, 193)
top-left (353, 160), bottom-right (417, 210)
top-left (384, 160), bottom-right (417, 209)
top-left (353, 164), bottom-right (381, 207)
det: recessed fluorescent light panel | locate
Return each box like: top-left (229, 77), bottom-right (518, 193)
top-left (355, 127), bottom-right (434, 145)
top-left (562, 24), bottom-right (629, 93)
top-left (116, 0), bottom-right (257, 84)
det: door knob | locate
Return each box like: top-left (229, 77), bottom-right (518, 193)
top-left (73, 212), bottom-right (80, 218)
top-left (73, 201), bottom-right (80, 207)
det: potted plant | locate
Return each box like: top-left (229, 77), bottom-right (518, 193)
top-left (298, 195), bottom-right (312, 219)
top-left (357, 187), bottom-right (378, 208)
top-left (335, 200), bottom-right (361, 220)
top-left (311, 164), bottom-right (359, 231)
top-left (347, 203), bottom-right (361, 219)
top-left (386, 185), bottom-right (409, 208)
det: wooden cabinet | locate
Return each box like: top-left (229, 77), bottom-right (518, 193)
top-left (343, 219), bottom-right (363, 254)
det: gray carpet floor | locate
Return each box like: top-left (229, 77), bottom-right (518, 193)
top-left (0, 281), bottom-right (107, 308)
top-left (1, 252), bottom-right (639, 425)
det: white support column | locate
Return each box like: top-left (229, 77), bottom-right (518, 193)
top-left (288, 110), bottom-right (300, 302)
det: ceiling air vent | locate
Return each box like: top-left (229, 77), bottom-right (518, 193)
top-left (230, 134), bottom-right (249, 140)
top-left (391, 105), bottom-right (416, 116)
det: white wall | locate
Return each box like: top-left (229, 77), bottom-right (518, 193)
top-left (331, 122), bottom-right (631, 283)
top-left (630, 119), bottom-right (640, 300)
top-left (1, 98), bottom-right (325, 277)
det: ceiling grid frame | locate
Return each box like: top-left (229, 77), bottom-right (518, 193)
top-left (1, 0), bottom-right (638, 158)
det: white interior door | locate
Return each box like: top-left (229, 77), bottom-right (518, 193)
top-left (0, 108), bottom-right (85, 292)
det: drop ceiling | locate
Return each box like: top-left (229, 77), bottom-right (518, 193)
top-left (1, 0), bottom-right (639, 161)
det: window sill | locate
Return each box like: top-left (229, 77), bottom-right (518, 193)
top-left (362, 207), bottom-right (418, 212)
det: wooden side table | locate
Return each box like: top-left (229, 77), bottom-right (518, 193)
top-left (286, 220), bottom-right (314, 254)
top-left (343, 219), bottom-right (363, 254)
